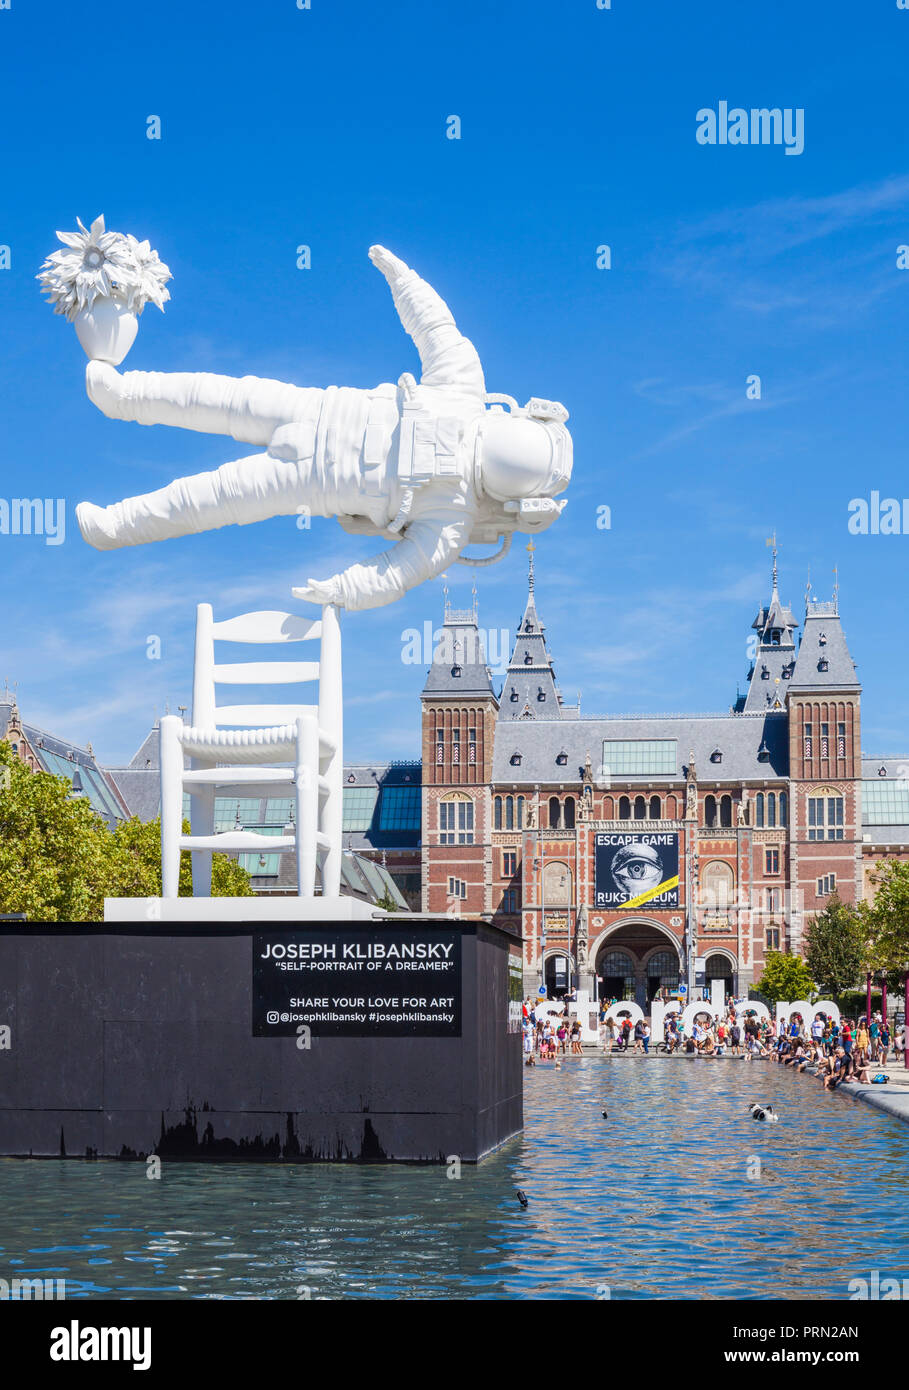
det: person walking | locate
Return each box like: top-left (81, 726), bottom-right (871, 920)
top-left (642, 1021), bottom-right (651, 1055)
top-left (855, 1019), bottom-right (870, 1067)
top-left (879, 1019), bottom-right (891, 1068)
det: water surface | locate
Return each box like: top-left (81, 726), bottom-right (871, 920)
top-left (1, 1059), bottom-right (904, 1299)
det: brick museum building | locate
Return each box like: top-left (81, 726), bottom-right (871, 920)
top-left (420, 545), bottom-right (909, 1002)
top-left (4, 546), bottom-right (908, 998)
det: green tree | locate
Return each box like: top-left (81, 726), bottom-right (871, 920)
top-left (865, 858), bottom-right (909, 981)
top-left (107, 816), bottom-right (254, 899)
top-left (0, 744), bottom-right (252, 920)
top-left (0, 742), bottom-right (111, 920)
top-left (754, 951), bottom-right (817, 1006)
top-left (803, 894), bottom-right (868, 998)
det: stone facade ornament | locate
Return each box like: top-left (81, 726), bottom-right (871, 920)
top-left (686, 747), bottom-right (698, 820)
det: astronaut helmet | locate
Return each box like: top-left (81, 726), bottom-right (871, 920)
top-left (477, 396), bottom-right (572, 504)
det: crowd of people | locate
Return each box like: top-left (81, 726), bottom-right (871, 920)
top-left (521, 995), bottom-right (906, 1090)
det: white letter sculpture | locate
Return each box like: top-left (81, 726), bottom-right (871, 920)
top-left (75, 245), bottom-right (573, 610)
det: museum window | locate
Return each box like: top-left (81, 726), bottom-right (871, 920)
top-left (517, 796), bottom-right (524, 829)
top-left (510, 752), bottom-right (522, 765)
top-left (618, 796), bottom-right (631, 820)
top-left (821, 722), bottom-right (829, 759)
top-left (494, 795), bottom-right (502, 830)
top-left (755, 792), bottom-right (764, 828)
top-left (767, 792), bottom-right (776, 828)
top-left (765, 848), bottom-right (780, 875)
top-left (436, 728), bottom-right (444, 765)
top-left (720, 794), bottom-right (732, 828)
top-left (634, 795), bottom-right (646, 819)
top-left (440, 795), bottom-right (474, 845)
top-left (766, 887), bottom-right (781, 915)
top-left (766, 926), bottom-right (781, 951)
top-left (837, 722), bottom-right (846, 759)
top-left (563, 796), bottom-right (575, 830)
top-left (817, 873), bottom-right (836, 897)
top-left (647, 950), bottom-right (679, 994)
top-left (807, 792), bottom-right (844, 841)
top-left (452, 727), bottom-right (461, 765)
top-left (779, 791), bottom-right (787, 826)
top-left (468, 727), bottom-right (476, 765)
top-left (510, 690), bottom-right (518, 702)
top-left (549, 796), bottom-right (561, 829)
top-left (502, 889), bottom-right (518, 914)
top-left (448, 876), bottom-right (467, 900)
top-left (705, 794), bottom-right (717, 828)
top-left (523, 652), bottom-right (532, 665)
top-left (505, 795), bottom-right (515, 830)
top-left (503, 850), bottom-right (517, 877)
top-left (804, 722), bottom-right (813, 759)
top-left (649, 795), bottom-right (661, 819)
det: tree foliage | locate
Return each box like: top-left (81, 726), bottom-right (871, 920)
top-left (754, 950), bottom-right (816, 1005)
top-left (0, 743), bottom-right (110, 920)
top-left (865, 859), bottom-right (909, 980)
top-left (0, 744), bottom-right (252, 920)
top-left (804, 894), bottom-right (868, 998)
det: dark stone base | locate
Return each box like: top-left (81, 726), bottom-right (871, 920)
top-left (0, 918), bottom-right (523, 1164)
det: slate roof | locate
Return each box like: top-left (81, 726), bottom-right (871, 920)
top-left (790, 600), bottom-right (860, 691)
top-left (861, 757), bottom-right (909, 779)
top-left (420, 606), bottom-right (495, 699)
top-left (864, 827), bottom-right (909, 847)
top-left (740, 645), bottom-right (797, 714)
top-left (498, 549), bottom-right (571, 720)
top-left (491, 712), bottom-right (789, 785)
top-left (0, 701), bottom-right (130, 827)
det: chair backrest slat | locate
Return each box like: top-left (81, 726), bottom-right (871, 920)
top-left (211, 703), bottom-right (318, 727)
top-left (211, 611), bottom-right (321, 644)
top-left (213, 661), bottom-right (320, 686)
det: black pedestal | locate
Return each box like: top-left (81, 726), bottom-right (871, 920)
top-left (0, 917), bottom-right (523, 1163)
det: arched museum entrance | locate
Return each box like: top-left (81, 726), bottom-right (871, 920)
top-left (592, 920), bottom-right (684, 1009)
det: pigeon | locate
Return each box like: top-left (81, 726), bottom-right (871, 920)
top-left (749, 1103), bottom-right (779, 1123)
top-left (516, 1189), bottom-right (529, 1208)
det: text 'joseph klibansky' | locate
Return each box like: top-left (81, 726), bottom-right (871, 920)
top-left (696, 102), bottom-right (805, 155)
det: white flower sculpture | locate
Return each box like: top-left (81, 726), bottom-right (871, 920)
top-left (37, 215), bottom-right (172, 321)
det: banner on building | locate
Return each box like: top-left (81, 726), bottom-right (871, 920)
top-left (593, 832), bottom-right (680, 910)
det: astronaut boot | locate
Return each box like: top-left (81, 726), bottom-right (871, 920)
top-left (76, 501), bottom-right (126, 551)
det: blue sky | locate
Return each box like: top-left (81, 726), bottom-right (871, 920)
top-left (0, 0), bottom-right (907, 765)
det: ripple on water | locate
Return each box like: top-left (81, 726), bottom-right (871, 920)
top-left (0, 1061), bottom-right (906, 1298)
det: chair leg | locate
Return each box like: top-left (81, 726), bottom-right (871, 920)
top-left (295, 716), bottom-right (318, 897)
top-left (191, 780), bottom-right (215, 897)
top-left (159, 716), bottom-right (184, 899)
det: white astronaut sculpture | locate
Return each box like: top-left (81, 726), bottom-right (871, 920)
top-left (76, 245), bottom-right (573, 610)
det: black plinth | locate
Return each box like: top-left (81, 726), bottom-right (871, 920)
top-left (0, 917), bottom-right (523, 1163)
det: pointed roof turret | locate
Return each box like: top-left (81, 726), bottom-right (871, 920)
top-left (421, 588), bottom-right (495, 699)
top-left (738, 540), bottom-right (799, 713)
top-left (790, 581), bottom-right (860, 693)
top-left (498, 542), bottom-right (568, 720)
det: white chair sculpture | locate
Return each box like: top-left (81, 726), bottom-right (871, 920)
top-left (159, 604), bottom-right (342, 899)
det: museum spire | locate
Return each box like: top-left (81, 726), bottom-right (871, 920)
top-left (498, 547), bottom-right (573, 720)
